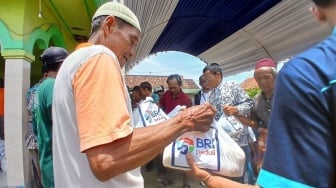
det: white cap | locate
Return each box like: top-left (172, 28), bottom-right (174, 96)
top-left (154, 86), bottom-right (163, 92)
top-left (92, 2), bottom-right (141, 32)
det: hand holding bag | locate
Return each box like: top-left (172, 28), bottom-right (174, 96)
top-left (162, 120), bottom-right (245, 177)
top-left (218, 114), bottom-right (244, 137)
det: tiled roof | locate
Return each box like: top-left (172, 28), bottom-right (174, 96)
top-left (240, 77), bottom-right (259, 90)
top-left (125, 75), bottom-right (199, 90)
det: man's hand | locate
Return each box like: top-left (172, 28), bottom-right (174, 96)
top-left (222, 105), bottom-right (238, 116)
top-left (179, 103), bottom-right (216, 132)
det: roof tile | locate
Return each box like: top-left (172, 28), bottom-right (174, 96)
top-left (125, 75), bottom-right (199, 90)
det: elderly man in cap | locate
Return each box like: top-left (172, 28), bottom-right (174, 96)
top-left (251, 58), bottom-right (277, 157)
top-left (33, 46), bottom-right (68, 188)
top-left (52, 2), bottom-right (215, 187)
top-left (236, 58), bottom-right (277, 175)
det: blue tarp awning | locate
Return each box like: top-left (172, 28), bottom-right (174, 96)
top-left (126, 0), bottom-right (330, 75)
top-left (151, 0), bottom-right (281, 55)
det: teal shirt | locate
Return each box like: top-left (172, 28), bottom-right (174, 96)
top-left (151, 93), bottom-right (160, 103)
top-left (33, 78), bottom-right (55, 188)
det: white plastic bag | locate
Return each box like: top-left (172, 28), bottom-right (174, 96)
top-left (166, 105), bottom-right (186, 118)
top-left (162, 121), bottom-right (245, 177)
top-left (132, 97), bottom-right (169, 128)
top-left (218, 115), bottom-right (244, 137)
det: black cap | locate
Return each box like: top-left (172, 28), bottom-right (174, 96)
top-left (40, 47), bottom-right (68, 65)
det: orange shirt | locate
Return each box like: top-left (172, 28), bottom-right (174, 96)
top-left (0, 88), bottom-right (4, 115)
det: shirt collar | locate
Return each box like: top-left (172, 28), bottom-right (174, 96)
top-left (201, 90), bottom-right (210, 96)
top-left (261, 92), bottom-right (273, 101)
top-left (75, 43), bottom-right (93, 50)
top-left (214, 79), bottom-right (225, 92)
top-left (169, 89), bottom-right (182, 98)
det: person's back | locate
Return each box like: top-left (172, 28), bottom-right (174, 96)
top-left (34, 46), bottom-right (68, 188)
top-left (257, 35), bottom-right (336, 187)
top-left (35, 78), bottom-right (55, 187)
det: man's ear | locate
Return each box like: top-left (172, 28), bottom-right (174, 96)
top-left (103, 16), bottom-right (118, 35)
top-left (309, 6), bottom-right (327, 22)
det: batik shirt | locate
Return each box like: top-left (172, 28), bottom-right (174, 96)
top-left (25, 82), bottom-right (42, 149)
top-left (208, 80), bottom-right (253, 146)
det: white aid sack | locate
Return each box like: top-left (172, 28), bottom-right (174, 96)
top-left (133, 97), bottom-right (169, 128)
top-left (218, 115), bottom-right (244, 137)
top-left (162, 121), bottom-right (245, 177)
top-left (166, 105), bottom-right (186, 118)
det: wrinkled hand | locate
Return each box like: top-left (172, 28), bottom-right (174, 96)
top-left (179, 103), bottom-right (216, 132)
top-left (222, 105), bottom-right (238, 116)
top-left (185, 153), bottom-right (211, 181)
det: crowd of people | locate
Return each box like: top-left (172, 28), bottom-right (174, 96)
top-left (24, 0), bottom-right (335, 187)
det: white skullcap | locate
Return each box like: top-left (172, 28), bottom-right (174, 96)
top-left (92, 2), bottom-right (141, 32)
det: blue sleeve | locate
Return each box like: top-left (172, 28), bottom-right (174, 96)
top-left (257, 48), bottom-right (335, 187)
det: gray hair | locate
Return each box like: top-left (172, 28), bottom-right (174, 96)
top-left (271, 67), bottom-right (277, 77)
top-left (90, 16), bottom-right (129, 36)
top-left (90, 15), bottom-right (108, 36)
top-left (202, 63), bottom-right (222, 78)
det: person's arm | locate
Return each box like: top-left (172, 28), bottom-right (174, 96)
top-left (186, 153), bottom-right (258, 188)
top-left (86, 105), bottom-right (215, 181)
top-left (234, 115), bottom-right (258, 128)
top-left (73, 52), bottom-right (216, 181)
top-left (226, 83), bottom-right (253, 116)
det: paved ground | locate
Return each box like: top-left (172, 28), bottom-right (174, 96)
top-left (142, 168), bottom-right (205, 188)
top-left (0, 165), bottom-right (204, 188)
top-left (0, 171), bottom-right (6, 186)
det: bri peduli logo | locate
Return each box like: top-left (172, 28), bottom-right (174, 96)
top-left (144, 109), bottom-right (165, 123)
top-left (176, 137), bottom-right (194, 155)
